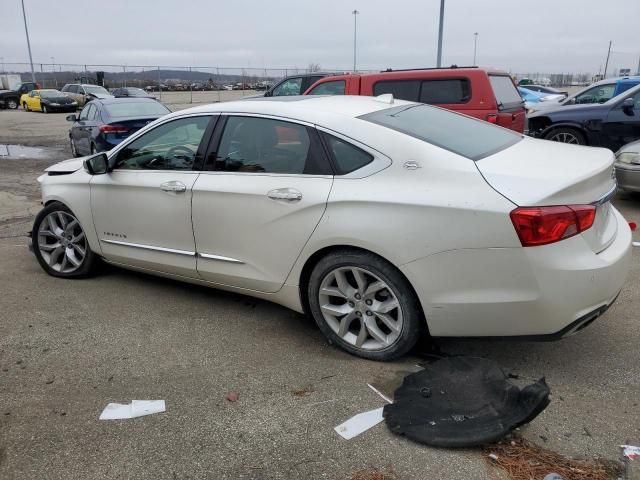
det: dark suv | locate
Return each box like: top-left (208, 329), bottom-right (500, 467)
top-left (0, 82), bottom-right (40, 109)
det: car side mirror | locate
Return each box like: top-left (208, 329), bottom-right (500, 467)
top-left (84, 152), bottom-right (109, 175)
top-left (623, 98), bottom-right (635, 108)
top-left (66, 114), bottom-right (77, 122)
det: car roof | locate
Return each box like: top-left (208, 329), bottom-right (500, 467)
top-left (169, 95), bottom-right (415, 123)
top-left (96, 97), bottom-right (160, 105)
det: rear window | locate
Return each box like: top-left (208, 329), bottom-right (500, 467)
top-left (104, 102), bottom-right (170, 118)
top-left (307, 80), bottom-right (345, 95)
top-left (373, 80), bottom-right (420, 101)
top-left (360, 104), bottom-right (521, 160)
top-left (321, 133), bottom-right (373, 174)
top-left (489, 75), bottom-right (523, 109)
top-left (373, 78), bottom-right (470, 104)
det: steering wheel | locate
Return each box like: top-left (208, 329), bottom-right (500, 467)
top-left (167, 145), bottom-right (195, 160)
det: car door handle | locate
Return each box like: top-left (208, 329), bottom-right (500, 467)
top-left (267, 188), bottom-right (302, 202)
top-left (160, 181), bottom-right (187, 193)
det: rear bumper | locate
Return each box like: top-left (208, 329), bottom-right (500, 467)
top-left (615, 163), bottom-right (640, 192)
top-left (401, 207), bottom-right (632, 337)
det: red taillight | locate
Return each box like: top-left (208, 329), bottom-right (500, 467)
top-left (486, 113), bottom-right (498, 124)
top-left (99, 124), bottom-right (129, 133)
top-left (510, 205), bottom-right (596, 247)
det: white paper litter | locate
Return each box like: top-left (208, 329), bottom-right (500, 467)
top-left (622, 445), bottom-right (640, 460)
top-left (99, 400), bottom-right (166, 420)
top-left (334, 407), bottom-right (384, 439)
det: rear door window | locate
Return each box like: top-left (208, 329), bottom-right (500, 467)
top-left (419, 79), bottom-right (471, 104)
top-left (489, 75), bottom-right (523, 110)
top-left (373, 80), bottom-right (420, 101)
top-left (214, 116), bottom-right (330, 175)
top-left (307, 80), bottom-right (346, 95)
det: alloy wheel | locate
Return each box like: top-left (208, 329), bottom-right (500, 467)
top-left (42, 105), bottom-right (48, 113)
top-left (318, 266), bottom-right (403, 351)
top-left (549, 131), bottom-right (579, 144)
top-left (7, 99), bottom-right (18, 109)
top-left (37, 211), bottom-right (87, 273)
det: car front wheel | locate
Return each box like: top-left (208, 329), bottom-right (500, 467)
top-left (7, 98), bottom-right (18, 109)
top-left (32, 202), bottom-right (97, 278)
top-left (69, 137), bottom-right (79, 157)
top-left (544, 127), bottom-right (586, 145)
top-left (308, 249), bottom-right (423, 361)
top-left (42, 104), bottom-right (48, 113)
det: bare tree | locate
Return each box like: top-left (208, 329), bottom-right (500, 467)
top-left (307, 63), bottom-right (322, 73)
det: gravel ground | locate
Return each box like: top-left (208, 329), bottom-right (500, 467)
top-left (0, 100), bottom-right (638, 479)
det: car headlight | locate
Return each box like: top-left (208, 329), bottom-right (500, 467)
top-left (50, 102), bottom-right (60, 106)
top-left (70, 101), bottom-right (77, 105)
top-left (617, 152), bottom-right (640, 165)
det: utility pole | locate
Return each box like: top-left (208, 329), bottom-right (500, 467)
top-left (51, 56), bottom-right (56, 87)
top-left (352, 10), bottom-right (359, 72)
top-left (473, 32), bottom-right (479, 66)
top-left (636, 55), bottom-right (640, 75)
top-left (436, 0), bottom-right (445, 67)
top-left (603, 40), bottom-right (612, 78)
top-left (20, 0), bottom-right (36, 83)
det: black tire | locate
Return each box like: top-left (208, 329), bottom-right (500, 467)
top-left (7, 98), bottom-right (18, 109)
top-left (31, 202), bottom-right (98, 278)
top-left (90, 143), bottom-right (97, 155)
top-left (23, 102), bottom-right (29, 111)
top-left (544, 127), bottom-right (586, 145)
top-left (307, 249), bottom-right (424, 361)
top-left (42, 104), bottom-right (48, 114)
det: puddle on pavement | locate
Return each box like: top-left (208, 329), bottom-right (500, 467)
top-left (0, 144), bottom-right (59, 160)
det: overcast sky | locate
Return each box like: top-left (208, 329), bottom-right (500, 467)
top-left (1, 0), bottom-right (638, 75)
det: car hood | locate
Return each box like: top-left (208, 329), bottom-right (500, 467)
top-left (43, 96), bottom-right (75, 103)
top-left (88, 93), bottom-right (113, 99)
top-left (617, 139), bottom-right (640, 154)
top-left (528, 103), bottom-right (604, 118)
top-left (45, 157), bottom-right (87, 173)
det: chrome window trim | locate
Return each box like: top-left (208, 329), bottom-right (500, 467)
top-left (218, 112), bottom-right (315, 128)
top-left (101, 239), bottom-right (195, 256)
top-left (198, 253), bottom-right (244, 264)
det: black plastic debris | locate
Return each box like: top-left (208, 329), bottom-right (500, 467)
top-left (383, 356), bottom-right (550, 447)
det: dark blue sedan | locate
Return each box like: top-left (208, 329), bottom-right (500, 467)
top-left (67, 98), bottom-right (171, 156)
top-left (527, 83), bottom-right (640, 151)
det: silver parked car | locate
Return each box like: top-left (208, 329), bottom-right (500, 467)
top-left (615, 139), bottom-right (640, 192)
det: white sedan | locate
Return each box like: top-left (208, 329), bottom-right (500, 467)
top-left (31, 95), bottom-right (632, 360)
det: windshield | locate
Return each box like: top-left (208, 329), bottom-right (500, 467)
top-left (40, 90), bottom-right (64, 98)
top-left (104, 101), bottom-right (170, 118)
top-left (84, 85), bottom-right (110, 95)
top-left (126, 88), bottom-right (148, 96)
top-left (359, 104), bottom-right (521, 160)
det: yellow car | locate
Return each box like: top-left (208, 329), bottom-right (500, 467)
top-left (20, 89), bottom-right (78, 113)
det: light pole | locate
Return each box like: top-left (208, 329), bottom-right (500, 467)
top-left (0, 57), bottom-right (4, 73)
top-left (473, 32), bottom-right (479, 66)
top-left (603, 40), bottom-right (612, 78)
top-left (352, 10), bottom-right (359, 72)
top-left (436, 0), bottom-right (445, 67)
top-left (51, 56), bottom-right (57, 87)
top-left (20, 0), bottom-right (36, 84)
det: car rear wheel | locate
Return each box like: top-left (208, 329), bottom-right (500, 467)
top-left (7, 99), bottom-right (18, 109)
top-left (544, 127), bottom-right (586, 145)
top-left (32, 202), bottom-right (97, 278)
top-left (308, 249), bottom-right (423, 361)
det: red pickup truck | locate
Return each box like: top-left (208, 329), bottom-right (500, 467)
top-left (303, 67), bottom-right (525, 133)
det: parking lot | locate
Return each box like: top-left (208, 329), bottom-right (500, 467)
top-left (1, 95), bottom-right (639, 480)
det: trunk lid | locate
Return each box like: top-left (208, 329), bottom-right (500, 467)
top-left (477, 137), bottom-right (617, 253)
